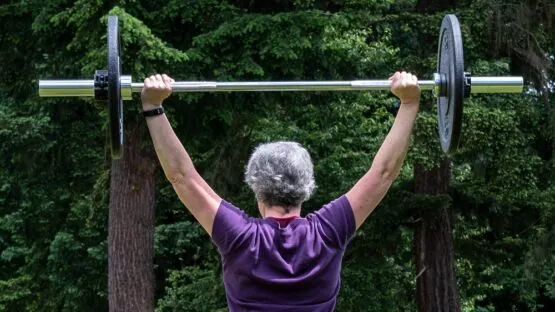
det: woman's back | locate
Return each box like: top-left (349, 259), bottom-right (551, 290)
top-left (212, 196), bottom-right (356, 312)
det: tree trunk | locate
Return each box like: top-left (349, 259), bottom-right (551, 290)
top-left (414, 159), bottom-right (460, 312)
top-left (108, 124), bottom-right (157, 312)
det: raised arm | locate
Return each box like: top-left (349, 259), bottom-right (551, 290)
top-left (346, 71), bottom-right (420, 229)
top-left (141, 74), bottom-right (221, 236)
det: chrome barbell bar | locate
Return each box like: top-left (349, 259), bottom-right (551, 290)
top-left (38, 74), bottom-right (524, 99)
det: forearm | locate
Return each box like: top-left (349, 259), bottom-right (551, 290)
top-left (141, 74), bottom-right (221, 235)
top-left (346, 72), bottom-right (420, 227)
top-left (372, 102), bottom-right (419, 180)
top-left (144, 112), bottom-right (195, 182)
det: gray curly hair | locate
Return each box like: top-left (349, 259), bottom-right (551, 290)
top-left (245, 141), bottom-right (316, 208)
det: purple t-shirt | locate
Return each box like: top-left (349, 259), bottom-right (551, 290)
top-left (211, 195), bottom-right (356, 311)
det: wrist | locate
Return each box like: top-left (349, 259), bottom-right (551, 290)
top-left (143, 105), bottom-right (165, 118)
top-left (400, 99), bottom-right (420, 106)
top-left (142, 102), bottom-right (162, 111)
top-left (398, 101), bottom-right (420, 115)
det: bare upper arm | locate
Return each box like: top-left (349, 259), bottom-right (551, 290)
top-left (345, 166), bottom-right (394, 229)
top-left (169, 171), bottom-right (222, 236)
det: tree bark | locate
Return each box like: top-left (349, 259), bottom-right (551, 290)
top-left (108, 124), bottom-right (157, 312)
top-left (414, 159), bottom-right (460, 312)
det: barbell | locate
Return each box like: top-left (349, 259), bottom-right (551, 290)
top-left (38, 15), bottom-right (524, 160)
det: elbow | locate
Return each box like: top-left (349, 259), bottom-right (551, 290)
top-left (166, 170), bottom-right (188, 186)
top-left (373, 141), bottom-right (410, 182)
top-left (378, 167), bottom-right (396, 182)
top-left (373, 161), bottom-right (401, 183)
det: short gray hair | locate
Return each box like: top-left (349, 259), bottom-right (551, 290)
top-left (245, 141), bottom-right (316, 207)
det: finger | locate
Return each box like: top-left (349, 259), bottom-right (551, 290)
top-left (156, 79), bottom-right (164, 89)
top-left (162, 74), bottom-right (172, 84)
top-left (152, 75), bottom-right (162, 87)
top-left (152, 79), bottom-right (161, 89)
top-left (389, 71), bottom-right (400, 81)
top-left (152, 74), bottom-right (162, 87)
top-left (412, 75), bottom-right (418, 84)
top-left (162, 74), bottom-right (173, 90)
top-left (144, 77), bottom-right (152, 88)
top-left (155, 77), bottom-right (163, 88)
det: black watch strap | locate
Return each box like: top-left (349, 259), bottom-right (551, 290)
top-left (143, 106), bottom-right (164, 118)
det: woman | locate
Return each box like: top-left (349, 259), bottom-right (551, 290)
top-left (141, 71), bottom-right (420, 311)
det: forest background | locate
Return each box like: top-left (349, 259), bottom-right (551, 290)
top-left (1, 0), bottom-right (554, 311)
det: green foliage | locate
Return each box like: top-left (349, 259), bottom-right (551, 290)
top-left (0, 0), bottom-right (553, 311)
top-left (0, 275), bottom-right (33, 310)
top-left (337, 261), bottom-right (416, 311)
top-left (156, 267), bottom-right (227, 312)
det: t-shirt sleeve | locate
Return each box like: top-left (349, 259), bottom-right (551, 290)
top-left (310, 195), bottom-right (356, 249)
top-left (211, 200), bottom-right (255, 255)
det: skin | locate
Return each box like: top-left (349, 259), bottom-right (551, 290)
top-left (257, 203), bottom-right (300, 218)
top-left (141, 72), bottom-right (420, 235)
top-left (346, 71), bottom-right (420, 229)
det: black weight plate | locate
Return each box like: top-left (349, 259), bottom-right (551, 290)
top-left (108, 16), bottom-right (123, 159)
top-left (436, 14), bottom-right (464, 154)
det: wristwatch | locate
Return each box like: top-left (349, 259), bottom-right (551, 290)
top-left (143, 106), bottom-right (164, 118)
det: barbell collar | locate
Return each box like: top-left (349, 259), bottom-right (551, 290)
top-left (433, 73), bottom-right (447, 97)
top-left (121, 75), bottom-right (133, 100)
